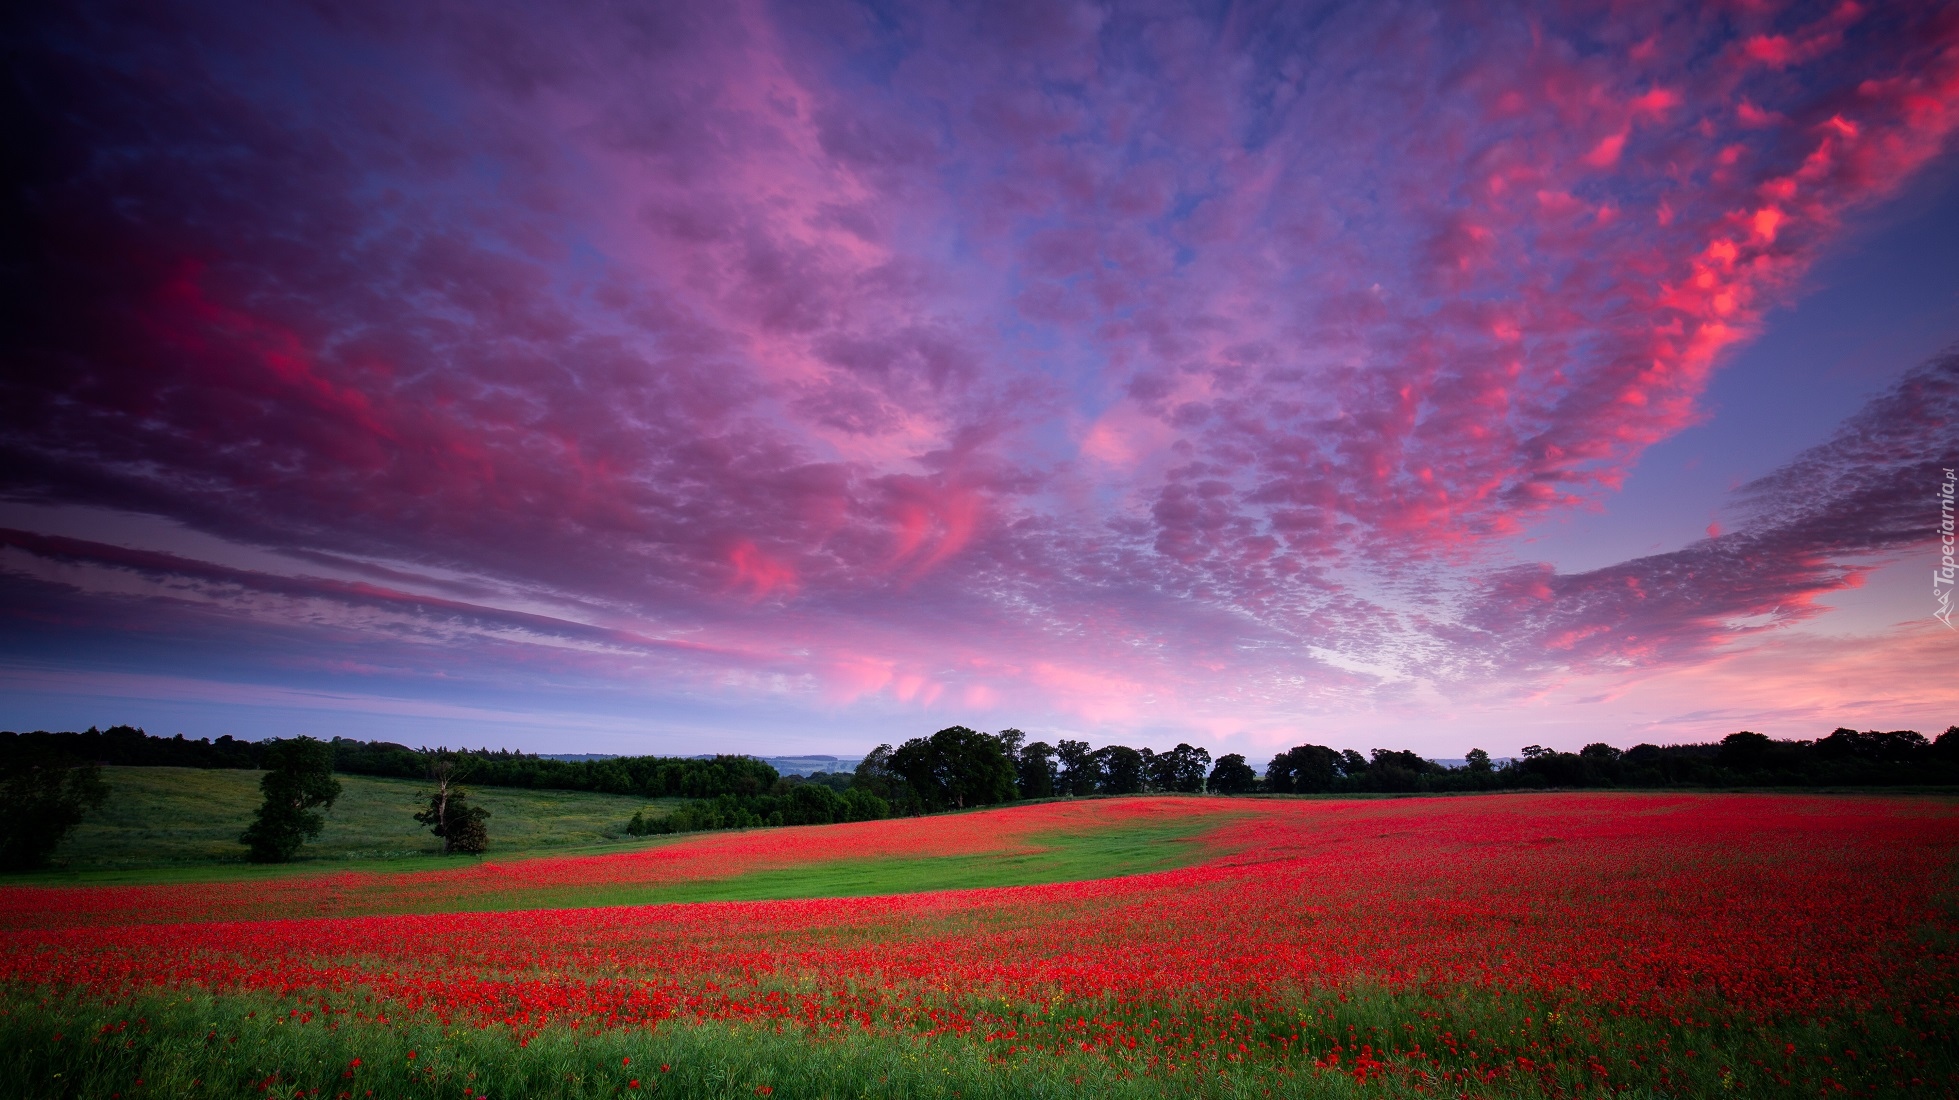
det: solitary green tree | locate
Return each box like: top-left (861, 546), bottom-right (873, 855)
top-left (240, 736), bottom-right (342, 863)
top-left (415, 753), bottom-right (490, 854)
top-left (0, 750), bottom-right (110, 871)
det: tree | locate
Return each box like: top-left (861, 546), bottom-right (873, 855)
top-left (1465, 748), bottom-right (1492, 773)
top-left (783, 782), bottom-right (845, 825)
top-left (1207, 753), bottom-right (1257, 794)
top-left (240, 736), bottom-right (342, 863)
top-left (1095, 745), bottom-right (1145, 794)
top-left (1148, 743), bottom-right (1211, 792)
top-left (1055, 739), bottom-right (1098, 796)
top-left (1180, 744), bottom-right (1213, 792)
top-left (1935, 727), bottom-right (1959, 760)
top-left (935, 726), bottom-right (1018, 808)
top-left (1016, 741), bottom-right (1058, 798)
top-left (994, 728), bottom-right (1026, 759)
top-left (1266, 744), bottom-right (1343, 793)
top-left (889, 727), bottom-right (1018, 811)
top-left (1264, 748), bottom-right (1297, 793)
top-left (0, 750), bottom-right (109, 871)
top-left (1814, 728), bottom-right (1929, 763)
top-left (1363, 747), bottom-right (1440, 792)
top-left (414, 753), bottom-right (490, 855)
top-left (1714, 732), bottom-right (1770, 769)
top-left (841, 786), bottom-right (890, 822)
top-left (853, 744), bottom-right (919, 814)
top-left (1623, 743), bottom-right (1664, 769)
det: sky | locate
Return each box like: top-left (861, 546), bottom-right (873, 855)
top-left (3, 0), bottom-right (1957, 760)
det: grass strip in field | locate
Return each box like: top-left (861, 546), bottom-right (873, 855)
top-left (481, 814), bottom-right (1235, 910)
top-left (0, 797), bottom-right (1253, 927)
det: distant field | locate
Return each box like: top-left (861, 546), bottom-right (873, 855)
top-left (42, 766), bottom-right (683, 873)
top-left (2, 795), bottom-right (1244, 919)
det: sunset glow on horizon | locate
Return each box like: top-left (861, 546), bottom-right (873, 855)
top-left (4, 0), bottom-right (1958, 759)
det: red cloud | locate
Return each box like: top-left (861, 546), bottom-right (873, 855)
top-left (727, 541), bottom-right (797, 600)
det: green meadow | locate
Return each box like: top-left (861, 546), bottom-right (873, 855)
top-left (35, 766), bottom-right (683, 876)
top-left (11, 767), bottom-right (1237, 906)
top-left (462, 812), bottom-right (1234, 912)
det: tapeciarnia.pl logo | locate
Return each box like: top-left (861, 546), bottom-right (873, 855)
top-left (1938, 467), bottom-right (1956, 630)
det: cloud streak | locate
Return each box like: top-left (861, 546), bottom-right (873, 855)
top-left (1453, 351), bottom-right (1958, 678)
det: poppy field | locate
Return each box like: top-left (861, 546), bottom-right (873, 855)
top-left (3, 792), bottom-right (1957, 1098)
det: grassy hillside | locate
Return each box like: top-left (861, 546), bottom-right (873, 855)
top-left (48, 766), bottom-right (682, 872)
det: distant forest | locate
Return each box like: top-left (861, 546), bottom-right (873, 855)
top-left (4, 723), bottom-right (1955, 841)
top-left (1256, 728), bottom-right (1959, 793)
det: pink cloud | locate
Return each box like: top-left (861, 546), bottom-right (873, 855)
top-left (727, 541), bottom-right (798, 600)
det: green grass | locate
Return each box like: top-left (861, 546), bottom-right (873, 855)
top-left (17, 772), bottom-right (1239, 909)
top-left (0, 989), bottom-right (1336, 1100)
top-left (473, 813), bottom-right (1232, 911)
top-left (45, 767), bottom-right (682, 873)
top-left (5, 976), bottom-right (1946, 1099)
top-left (648, 816), bottom-right (1219, 899)
top-left (15, 794), bottom-right (1237, 915)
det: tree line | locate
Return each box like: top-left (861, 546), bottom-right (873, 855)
top-left (0, 727), bottom-right (786, 800)
top-left (3, 723), bottom-right (1954, 869)
top-left (1260, 728), bottom-right (1959, 793)
top-left (851, 728), bottom-right (1257, 811)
